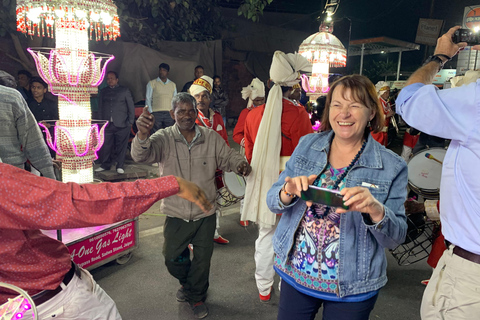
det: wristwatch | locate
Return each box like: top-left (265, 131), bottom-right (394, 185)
top-left (423, 54), bottom-right (451, 72)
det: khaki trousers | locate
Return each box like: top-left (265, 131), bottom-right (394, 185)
top-left (421, 246), bottom-right (480, 319)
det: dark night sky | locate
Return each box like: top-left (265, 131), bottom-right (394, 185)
top-left (229, 0), bottom-right (480, 72)
top-left (245, 0), bottom-right (478, 41)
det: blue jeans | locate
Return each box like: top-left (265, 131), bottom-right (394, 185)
top-left (277, 281), bottom-right (378, 320)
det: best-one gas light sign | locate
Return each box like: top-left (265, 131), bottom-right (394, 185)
top-left (464, 6), bottom-right (480, 30)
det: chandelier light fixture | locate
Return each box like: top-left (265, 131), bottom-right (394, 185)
top-left (299, 0), bottom-right (346, 100)
top-left (16, 0), bottom-right (120, 183)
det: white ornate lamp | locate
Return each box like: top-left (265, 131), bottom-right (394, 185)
top-left (299, 25), bottom-right (347, 101)
top-left (299, 0), bottom-right (346, 101)
top-left (16, 0), bottom-right (120, 183)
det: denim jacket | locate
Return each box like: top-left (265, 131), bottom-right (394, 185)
top-left (267, 131), bottom-right (408, 298)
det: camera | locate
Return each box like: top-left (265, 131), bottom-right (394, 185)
top-left (452, 28), bottom-right (480, 46)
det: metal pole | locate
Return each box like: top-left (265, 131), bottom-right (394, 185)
top-left (360, 44), bottom-right (365, 75)
top-left (385, 54), bottom-right (389, 81)
top-left (396, 50), bottom-right (402, 81)
top-left (475, 50), bottom-right (478, 70)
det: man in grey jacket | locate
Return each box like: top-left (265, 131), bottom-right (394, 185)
top-left (0, 83), bottom-right (56, 179)
top-left (131, 92), bottom-right (251, 319)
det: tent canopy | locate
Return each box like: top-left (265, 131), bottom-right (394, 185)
top-left (348, 36), bottom-right (420, 80)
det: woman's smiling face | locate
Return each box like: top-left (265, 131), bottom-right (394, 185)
top-left (329, 85), bottom-right (375, 144)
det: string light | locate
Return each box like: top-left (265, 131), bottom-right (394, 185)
top-left (16, 0), bottom-right (120, 40)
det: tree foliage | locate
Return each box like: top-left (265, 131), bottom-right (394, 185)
top-left (237, 0), bottom-right (273, 22)
top-left (117, 0), bottom-right (227, 47)
top-left (356, 59), bottom-right (398, 84)
top-left (0, 0), bottom-right (15, 37)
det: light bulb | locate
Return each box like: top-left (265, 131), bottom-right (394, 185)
top-left (100, 12), bottom-right (112, 24)
top-left (75, 10), bottom-right (87, 20)
top-left (55, 9), bottom-right (65, 18)
top-left (90, 12), bottom-right (100, 21)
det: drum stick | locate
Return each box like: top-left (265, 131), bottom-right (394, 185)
top-left (425, 153), bottom-right (443, 165)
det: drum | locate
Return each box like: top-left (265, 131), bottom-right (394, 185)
top-left (216, 171), bottom-right (246, 207)
top-left (390, 212), bottom-right (439, 266)
top-left (407, 148), bottom-right (446, 199)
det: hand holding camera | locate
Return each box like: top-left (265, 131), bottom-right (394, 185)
top-left (452, 28), bottom-right (480, 46)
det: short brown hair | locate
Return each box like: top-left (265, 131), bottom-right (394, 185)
top-left (320, 74), bottom-right (384, 135)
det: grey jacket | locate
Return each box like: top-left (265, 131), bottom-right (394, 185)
top-left (131, 124), bottom-right (246, 220)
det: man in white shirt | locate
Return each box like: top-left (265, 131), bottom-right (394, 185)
top-left (146, 63), bottom-right (177, 133)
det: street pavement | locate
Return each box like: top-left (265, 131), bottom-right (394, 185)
top-left (91, 129), bottom-right (432, 320)
top-left (92, 202), bottom-right (431, 320)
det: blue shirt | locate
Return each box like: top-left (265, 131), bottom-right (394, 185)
top-left (145, 78), bottom-right (177, 112)
top-left (396, 81), bottom-right (480, 255)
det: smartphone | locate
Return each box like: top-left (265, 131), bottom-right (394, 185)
top-left (452, 28), bottom-right (480, 46)
top-left (300, 185), bottom-right (349, 210)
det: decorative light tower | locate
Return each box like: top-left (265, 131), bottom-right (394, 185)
top-left (16, 0), bottom-right (120, 183)
top-left (299, 0), bottom-right (346, 101)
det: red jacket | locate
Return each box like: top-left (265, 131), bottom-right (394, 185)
top-left (196, 109), bottom-right (229, 146)
top-left (233, 107), bottom-right (254, 146)
top-left (244, 99), bottom-right (313, 163)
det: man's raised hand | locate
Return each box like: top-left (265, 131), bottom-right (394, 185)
top-left (136, 106), bottom-right (155, 139)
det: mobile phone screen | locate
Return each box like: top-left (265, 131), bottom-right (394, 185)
top-left (300, 185), bottom-right (349, 210)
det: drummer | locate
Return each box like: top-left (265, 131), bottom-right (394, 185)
top-left (242, 51), bottom-right (313, 302)
top-left (190, 75), bottom-right (231, 244)
top-left (370, 81), bottom-right (394, 146)
top-left (233, 78), bottom-right (266, 227)
top-left (233, 78), bottom-right (266, 154)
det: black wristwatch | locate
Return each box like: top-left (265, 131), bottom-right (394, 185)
top-left (423, 54), bottom-right (451, 72)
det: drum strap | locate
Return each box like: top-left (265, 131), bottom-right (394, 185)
top-left (281, 132), bottom-right (291, 141)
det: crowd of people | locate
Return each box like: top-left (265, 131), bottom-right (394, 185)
top-left (0, 25), bottom-right (479, 320)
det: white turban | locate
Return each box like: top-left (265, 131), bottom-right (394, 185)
top-left (450, 69), bottom-right (480, 88)
top-left (270, 51), bottom-right (312, 87)
top-left (189, 75), bottom-right (213, 96)
top-left (241, 51), bottom-right (311, 228)
top-left (241, 78), bottom-right (265, 109)
top-left (375, 81), bottom-right (390, 97)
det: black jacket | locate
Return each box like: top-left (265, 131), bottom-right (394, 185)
top-left (98, 85), bottom-right (135, 128)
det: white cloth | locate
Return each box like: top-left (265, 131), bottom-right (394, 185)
top-left (375, 81), bottom-right (390, 97)
top-left (255, 216), bottom-right (280, 295)
top-left (241, 78), bottom-right (265, 109)
top-left (242, 51), bottom-right (311, 228)
top-left (450, 69), bottom-right (480, 88)
top-left (189, 75), bottom-right (213, 96)
top-left (24, 268), bottom-right (122, 320)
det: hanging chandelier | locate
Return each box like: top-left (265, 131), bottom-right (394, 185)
top-left (299, 0), bottom-right (346, 99)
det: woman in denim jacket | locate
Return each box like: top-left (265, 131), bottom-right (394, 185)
top-left (267, 75), bottom-right (408, 320)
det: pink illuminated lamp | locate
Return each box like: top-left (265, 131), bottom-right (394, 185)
top-left (16, 0), bottom-right (121, 183)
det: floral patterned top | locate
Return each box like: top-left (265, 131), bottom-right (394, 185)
top-left (274, 163), bottom-right (378, 302)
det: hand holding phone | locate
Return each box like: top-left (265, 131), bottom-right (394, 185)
top-left (300, 185), bottom-right (349, 210)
